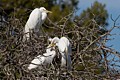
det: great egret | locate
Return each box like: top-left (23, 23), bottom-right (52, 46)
top-left (48, 37), bottom-right (72, 70)
top-left (28, 47), bottom-right (56, 70)
top-left (23, 7), bottom-right (52, 41)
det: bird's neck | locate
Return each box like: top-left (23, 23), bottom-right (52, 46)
top-left (42, 12), bottom-right (47, 22)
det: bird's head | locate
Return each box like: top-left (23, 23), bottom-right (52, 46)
top-left (47, 37), bottom-right (59, 48)
top-left (40, 7), bottom-right (52, 13)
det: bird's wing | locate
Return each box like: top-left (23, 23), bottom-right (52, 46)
top-left (28, 63), bottom-right (38, 70)
top-left (58, 39), bottom-right (66, 53)
top-left (61, 37), bottom-right (72, 55)
top-left (28, 55), bottom-right (45, 70)
top-left (31, 55), bottom-right (45, 65)
top-left (43, 52), bottom-right (53, 57)
top-left (44, 51), bottom-right (56, 64)
top-left (26, 8), bottom-right (42, 31)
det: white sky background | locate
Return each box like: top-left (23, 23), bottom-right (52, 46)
top-left (77, 0), bottom-right (120, 52)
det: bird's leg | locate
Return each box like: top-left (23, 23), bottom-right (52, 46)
top-left (40, 26), bottom-right (47, 36)
top-left (23, 30), bottom-right (30, 42)
top-left (29, 29), bottom-right (33, 40)
top-left (34, 30), bottom-right (40, 39)
top-left (51, 63), bottom-right (55, 69)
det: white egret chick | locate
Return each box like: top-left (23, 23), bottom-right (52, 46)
top-left (23, 7), bottom-right (52, 41)
top-left (48, 37), bottom-right (72, 70)
top-left (28, 47), bottom-right (56, 70)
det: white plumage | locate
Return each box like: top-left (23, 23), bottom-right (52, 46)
top-left (48, 37), bottom-right (72, 70)
top-left (28, 47), bottom-right (56, 70)
top-left (23, 7), bottom-right (52, 41)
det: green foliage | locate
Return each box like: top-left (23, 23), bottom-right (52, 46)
top-left (76, 1), bottom-right (108, 28)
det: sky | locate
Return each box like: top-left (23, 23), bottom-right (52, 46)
top-left (77, 0), bottom-right (120, 52)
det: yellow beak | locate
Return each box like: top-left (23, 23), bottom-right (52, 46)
top-left (45, 10), bottom-right (52, 13)
top-left (47, 43), bottom-right (55, 48)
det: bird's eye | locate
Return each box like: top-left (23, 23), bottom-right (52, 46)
top-left (43, 9), bottom-right (46, 11)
